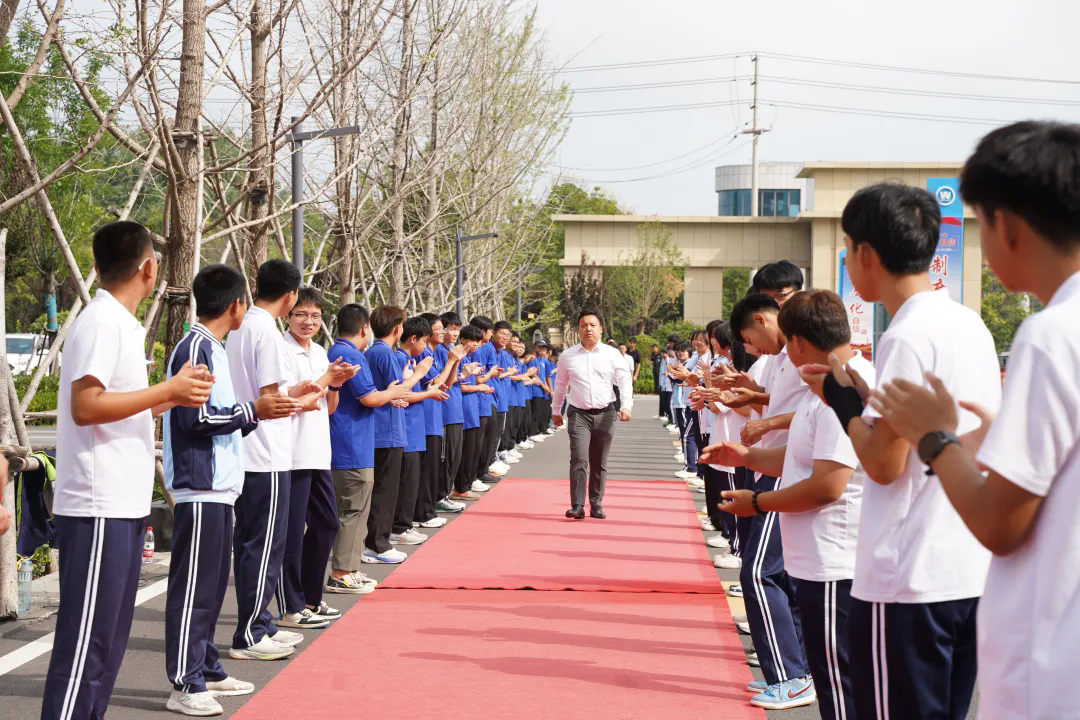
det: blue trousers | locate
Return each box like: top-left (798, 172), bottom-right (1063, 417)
top-left (166, 502), bottom-right (232, 693)
top-left (703, 465), bottom-right (735, 536)
top-left (232, 470), bottom-right (289, 649)
top-left (277, 469), bottom-right (338, 615)
top-left (42, 516), bottom-right (145, 720)
top-left (794, 578), bottom-right (855, 720)
top-left (739, 474), bottom-right (808, 686)
top-left (849, 597), bottom-right (979, 720)
top-left (731, 467), bottom-right (753, 557)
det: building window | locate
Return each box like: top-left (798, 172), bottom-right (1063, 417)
top-left (718, 188), bottom-right (801, 217)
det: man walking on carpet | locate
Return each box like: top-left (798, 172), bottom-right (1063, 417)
top-left (551, 310), bottom-right (633, 520)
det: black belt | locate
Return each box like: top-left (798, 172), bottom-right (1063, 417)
top-left (569, 403), bottom-right (614, 415)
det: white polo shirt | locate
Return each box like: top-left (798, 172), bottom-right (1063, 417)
top-left (855, 289), bottom-right (1000, 604)
top-left (226, 306), bottom-right (293, 473)
top-left (779, 353), bottom-right (874, 583)
top-left (746, 354), bottom-right (771, 481)
top-left (760, 346), bottom-right (810, 451)
top-left (973, 270), bottom-right (1080, 720)
top-left (284, 331), bottom-right (331, 471)
top-left (54, 289), bottom-right (155, 518)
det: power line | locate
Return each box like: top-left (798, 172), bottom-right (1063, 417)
top-left (763, 100), bottom-right (1011, 126)
top-left (546, 136), bottom-right (748, 185)
top-left (759, 51), bottom-right (1080, 85)
top-left (760, 75), bottom-right (1080, 107)
top-left (573, 76), bottom-right (748, 94)
top-left (557, 52), bottom-right (747, 74)
top-left (570, 99), bottom-right (744, 118)
top-left (552, 129), bottom-right (743, 172)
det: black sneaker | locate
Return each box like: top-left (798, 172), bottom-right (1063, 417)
top-left (278, 609), bottom-right (330, 628)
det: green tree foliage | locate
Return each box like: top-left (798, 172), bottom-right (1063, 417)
top-left (605, 220), bottom-right (687, 337)
top-left (722, 267), bottom-right (751, 319)
top-left (980, 265), bottom-right (1036, 354)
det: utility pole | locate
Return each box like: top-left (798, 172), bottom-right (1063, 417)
top-left (741, 54), bottom-right (768, 217)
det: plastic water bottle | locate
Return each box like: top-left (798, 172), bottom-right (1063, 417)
top-left (17, 558), bottom-right (33, 616)
top-left (143, 526), bottom-right (155, 564)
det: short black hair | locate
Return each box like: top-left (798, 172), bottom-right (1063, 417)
top-left (291, 285), bottom-right (323, 312)
top-left (256, 258), bottom-right (302, 302)
top-left (370, 305), bottom-right (406, 338)
top-left (752, 261), bottom-right (804, 293)
top-left (676, 342), bottom-right (692, 353)
top-left (704, 318), bottom-right (723, 341)
top-left (440, 311), bottom-right (462, 328)
top-left (469, 315), bottom-right (494, 332)
top-left (841, 182), bottom-right (941, 275)
top-left (493, 320), bottom-right (513, 332)
top-left (712, 321), bottom-right (735, 350)
top-left (960, 121), bottom-right (1080, 249)
top-left (401, 316), bottom-right (432, 343)
top-left (93, 221), bottom-right (154, 285)
top-left (420, 312), bottom-right (442, 328)
top-left (460, 324), bottom-right (483, 342)
top-left (337, 304), bottom-right (370, 336)
top-left (777, 290), bottom-right (851, 351)
top-left (577, 310), bottom-right (602, 325)
top-left (627, 338), bottom-right (636, 345)
top-left (730, 292), bottom-right (781, 339)
top-left (193, 264), bottom-right (246, 320)
top-left (618, 343), bottom-right (627, 349)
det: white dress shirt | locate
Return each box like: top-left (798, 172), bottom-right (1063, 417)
top-left (552, 342), bottom-right (633, 413)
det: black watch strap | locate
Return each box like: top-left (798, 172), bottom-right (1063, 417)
top-left (918, 430), bottom-right (960, 474)
top-left (328, 385), bottom-right (341, 392)
top-left (751, 491), bottom-right (767, 516)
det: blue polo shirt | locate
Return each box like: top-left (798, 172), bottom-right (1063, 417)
top-left (542, 358), bottom-right (553, 397)
top-left (509, 355), bottom-right (526, 408)
top-left (421, 346), bottom-right (444, 437)
top-left (328, 339), bottom-right (378, 469)
top-left (395, 349), bottom-right (427, 453)
top-left (462, 349), bottom-right (481, 429)
top-left (493, 347), bottom-right (514, 413)
top-left (366, 339), bottom-right (406, 449)
top-left (528, 357), bottom-right (544, 399)
top-left (439, 344), bottom-right (463, 425)
top-left (476, 342), bottom-right (496, 417)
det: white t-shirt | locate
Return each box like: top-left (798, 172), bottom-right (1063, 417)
top-left (53, 290), bottom-right (155, 518)
top-left (973, 271), bottom-right (1080, 720)
top-left (760, 347), bottom-right (810, 451)
top-left (779, 353), bottom-right (875, 582)
top-left (226, 306), bottom-right (293, 473)
top-left (622, 352), bottom-right (635, 376)
top-left (747, 354), bottom-right (771, 481)
top-left (854, 289), bottom-right (1000, 604)
top-left (284, 332), bottom-right (331, 470)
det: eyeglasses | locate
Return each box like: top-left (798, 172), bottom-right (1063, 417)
top-left (766, 289), bottom-right (795, 302)
top-left (137, 250), bottom-right (163, 272)
top-left (291, 312), bottom-right (323, 322)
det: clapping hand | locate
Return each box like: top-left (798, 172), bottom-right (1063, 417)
top-left (254, 393), bottom-right (303, 420)
top-left (325, 358), bottom-right (359, 386)
top-left (740, 419), bottom-right (769, 445)
top-left (168, 362), bottom-right (215, 407)
top-left (699, 441), bottom-right (749, 468)
top-left (800, 353), bottom-right (871, 404)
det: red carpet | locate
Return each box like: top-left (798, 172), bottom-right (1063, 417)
top-left (381, 478), bottom-right (724, 594)
top-left (231, 590), bottom-right (762, 720)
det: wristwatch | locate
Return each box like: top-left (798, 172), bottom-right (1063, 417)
top-left (918, 430), bottom-right (960, 474)
top-left (328, 386), bottom-right (341, 393)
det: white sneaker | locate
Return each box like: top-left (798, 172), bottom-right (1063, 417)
top-left (228, 636), bottom-right (294, 661)
top-left (652, 414), bottom-right (661, 419)
top-left (674, 470), bottom-right (696, 479)
top-left (390, 530), bottom-right (426, 545)
top-left (501, 454), bottom-right (520, 464)
top-left (349, 571), bottom-right (378, 587)
top-left (419, 516), bottom-right (447, 528)
top-left (166, 689), bottom-right (223, 716)
top-left (735, 618), bottom-right (751, 635)
top-left (544, 428), bottom-right (555, 435)
top-left (714, 554), bottom-right (742, 569)
top-left (204, 676), bottom-right (255, 697)
top-left (268, 630), bottom-right (303, 647)
top-left (278, 609), bottom-right (329, 629)
top-left (362, 548), bottom-right (407, 564)
top-left (706, 535), bottom-right (731, 549)
top-left (699, 504), bottom-right (708, 514)
top-left (508, 449), bottom-right (523, 459)
top-left (667, 425), bottom-right (681, 434)
top-left (489, 461), bottom-right (510, 475)
top-left (700, 517), bottom-right (716, 532)
top-left (406, 529), bottom-right (428, 543)
top-left (471, 480), bottom-right (492, 492)
top-left (686, 477), bottom-right (705, 488)
top-left (674, 452), bottom-right (685, 462)
top-left (529, 434), bottom-right (547, 442)
top-left (518, 440), bottom-right (535, 449)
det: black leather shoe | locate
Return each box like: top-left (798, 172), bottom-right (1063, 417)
top-left (565, 505), bottom-right (585, 520)
top-left (590, 505), bottom-right (606, 519)
top-left (478, 473), bottom-right (499, 484)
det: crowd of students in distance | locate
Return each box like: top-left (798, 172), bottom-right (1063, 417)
top-left (645, 121), bottom-right (1080, 720)
top-left (36, 222), bottom-right (559, 719)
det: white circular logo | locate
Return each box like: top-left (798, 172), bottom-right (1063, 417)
top-left (936, 186), bottom-right (956, 207)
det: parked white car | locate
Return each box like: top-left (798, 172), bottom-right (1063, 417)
top-left (6, 333), bottom-right (59, 375)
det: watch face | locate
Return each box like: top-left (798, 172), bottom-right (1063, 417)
top-left (918, 431), bottom-right (943, 463)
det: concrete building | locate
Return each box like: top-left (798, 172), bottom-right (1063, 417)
top-left (715, 162), bottom-right (813, 217)
top-left (555, 161), bottom-right (980, 328)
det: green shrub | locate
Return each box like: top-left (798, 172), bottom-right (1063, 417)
top-left (634, 372), bottom-right (655, 395)
top-left (13, 374), bottom-right (60, 418)
top-left (635, 333), bottom-right (659, 353)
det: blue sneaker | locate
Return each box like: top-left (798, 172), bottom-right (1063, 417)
top-left (750, 677), bottom-right (816, 709)
top-left (746, 679), bottom-right (768, 693)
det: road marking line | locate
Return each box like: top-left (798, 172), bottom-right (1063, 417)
top-left (0, 577), bottom-right (168, 678)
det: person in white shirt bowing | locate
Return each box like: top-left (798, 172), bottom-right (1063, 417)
top-left (551, 310), bottom-right (633, 520)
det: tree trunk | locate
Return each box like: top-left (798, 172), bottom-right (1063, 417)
top-left (0, 229), bottom-right (17, 619)
top-left (388, 0), bottom-right (413, 307)
top-left (165, 0), bottom-right (206, 361)
top-left (0, 0), bottom-right (20, 46)
top-left (332, 0), bottom-right (356, 306)
top-left (422, 50), bottom-right (439, 308)
top-left (245, 0), bottom-right (271, 288)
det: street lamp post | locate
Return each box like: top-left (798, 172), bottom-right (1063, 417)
top-left (515, 265), bottom-right (543, 324)
top-left (455, 229), bottom-right (498, 319)
top-left (288, 119), bottom-right (365, 274)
